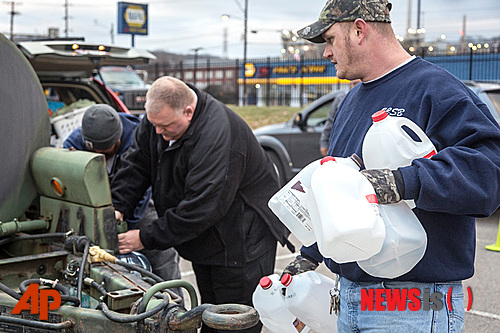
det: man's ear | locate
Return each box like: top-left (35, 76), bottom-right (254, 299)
top-left (184, 106), bottom-right (194, 121)
top-left (353, 18), bottom-right (367, 43)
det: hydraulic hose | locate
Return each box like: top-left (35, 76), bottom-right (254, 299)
top-left (0, 316), bottom-right (74, 330)
top-left (77, 238), bottom-right (90, 307)
top-left (63, 235), bottom-right (92, 307)
top-left (164, 303), bottom-right (213, 331)
top-left (113, 257), bottom-right (164, 283)
top-left (98, 298), bottom-right (170, 323)
top-left (0, 281), bottom-right (21, 300)
top-left (137, 280), bottom-right (198, 314)
top-left (84, 278), bottom-right (107, 296)
top-left (19, 278), bottom-right (80, 307)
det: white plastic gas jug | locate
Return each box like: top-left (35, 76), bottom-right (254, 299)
top-left (281, 271), bottom-right (337, 333)
top-left (359, 110), bottom-right (431, 277)
top-left (309, 156), bottom-right (386, 263)
top-left (252, 274), bottom-right (309, 333)
top-left (356, 202), bottom-right (428, 278)
top-left (268, 159), bottom-right (321, 246)
top-left (362, 110), bottom-right (437, 208)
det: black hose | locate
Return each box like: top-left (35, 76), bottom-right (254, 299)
top-left (0, 316), bottom-right (73, 330)
top-left (0, 281), bottom-right (21, 300)
top-left (113, 259), bottom-right (164, 283)
top-left (98, 299), bottom-right (169, 323)
top-left (112, 259), bottom-right (180, 301)
top-left (87, 279), bottom-right (107, 296)
top-left (19, 278), bottom-right (80, 307)
top-left (77, 239), bottom-right (90, 307)
top-left (166, 303), bottom-right (213, 331)
top-left (0, 232), bottom-right (68, 247)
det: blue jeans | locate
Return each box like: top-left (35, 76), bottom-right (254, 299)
top-left (337, 277), bottom-right (465, 333)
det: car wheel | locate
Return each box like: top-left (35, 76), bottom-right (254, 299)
top-left (266, 150), bottom-right (287, 187)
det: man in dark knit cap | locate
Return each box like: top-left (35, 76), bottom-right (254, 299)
top-left (63, 105), bottom-right (182, 296)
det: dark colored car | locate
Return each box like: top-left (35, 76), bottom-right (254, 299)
top-left (463, 81), bottom-right (500, 125)
top-left (254, 90), bottom-right (346, 185)
top-left (98, 66), bottom-right (151, 112)
top-left (254, 81), bottom-right (500, 186)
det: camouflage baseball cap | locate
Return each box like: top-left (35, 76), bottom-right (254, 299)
top-left (298, 0), bottom-right (392, 43)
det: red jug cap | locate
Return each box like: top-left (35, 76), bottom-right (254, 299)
top-left (372, 110), bottom-right (388, 122)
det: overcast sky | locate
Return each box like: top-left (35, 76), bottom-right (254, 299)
top-left (2, 0), bottom-right (499, 59)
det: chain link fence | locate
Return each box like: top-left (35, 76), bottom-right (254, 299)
top-left (136, 50), bottom-right (500, 107)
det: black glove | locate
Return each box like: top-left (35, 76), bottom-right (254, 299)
top-left (281, 254), bottom-right (319, 278)
top-left (360, 169), bottom-right (405, 204)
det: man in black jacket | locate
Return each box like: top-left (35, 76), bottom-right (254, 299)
top-left (111, 76), bottom-right (292, 333)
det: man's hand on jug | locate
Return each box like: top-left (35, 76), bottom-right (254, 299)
top-left (360, 169), bottom-right (405, 204)
top-left (281, 254), bottom-right (319, 278)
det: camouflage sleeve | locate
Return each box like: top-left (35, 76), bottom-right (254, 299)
top-left (281, 254), bottom-right (319, 277)
top-left (360, 169), bottom-right (405, 204)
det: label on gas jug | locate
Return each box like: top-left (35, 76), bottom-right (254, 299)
top-left (278, 181), bottom-right (313, 232)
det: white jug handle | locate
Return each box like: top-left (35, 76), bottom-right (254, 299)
top-left (395, 117), bottom-right (432, 153)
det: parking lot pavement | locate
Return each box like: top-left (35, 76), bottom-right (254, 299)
top-left (179, 209), bottom-right (500, 332)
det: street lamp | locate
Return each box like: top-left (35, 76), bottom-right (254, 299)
top-left (191, 47), bottom-right (203, 87)
top-left (222, 0), bottom-right (249, 105)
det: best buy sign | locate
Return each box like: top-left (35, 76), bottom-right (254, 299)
top-left (118, 2), bottom-right (148, 35)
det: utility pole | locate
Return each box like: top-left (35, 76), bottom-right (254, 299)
top-left (191, 47), bottom-right (203, 87)
top-left (110, 23), bottom-right (114, 44)
top-left (63, 0), bottom-right (71, 38)
top-left (243, 0), bottom-right (248, 106)
top-left (461, 15), bottom-right (467, 53)
top-left (3, 1), bottom-right (21, 41)
top-left (223, 26), bottom-right (228, 58)
top-left (406, 0), bottom-right (411, 39)
top-left (416, 0), bottom-right (421, 29)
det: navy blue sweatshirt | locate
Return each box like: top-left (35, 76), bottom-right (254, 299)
top-left (302, 57), bottom-right (500, 283)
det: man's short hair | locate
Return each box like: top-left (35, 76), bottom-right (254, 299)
top-left (145, 76), bottom-right (194, 115)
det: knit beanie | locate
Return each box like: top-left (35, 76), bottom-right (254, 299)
top-left (81, 104), bottom-right (123, 151)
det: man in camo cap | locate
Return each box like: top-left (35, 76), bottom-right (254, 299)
top-left (282, 0), bottom-right (500, 332)
top-left (297, 0), bottom-right (391, 43)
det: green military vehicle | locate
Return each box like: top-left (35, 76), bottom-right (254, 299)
top-left (0, 34), bottom-right (258, 332)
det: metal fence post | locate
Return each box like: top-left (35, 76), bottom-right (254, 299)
top-left (300, 56), bottom-right (304, 107)
top-left (469, 47), bottom-right (473, 81)
top-left (235, 59), bottom-right (240, 106)
top-left (266, 57), bottom-right (271, 107)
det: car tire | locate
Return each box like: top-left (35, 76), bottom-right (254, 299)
top-left (266, 150), bottom-right (287, 187)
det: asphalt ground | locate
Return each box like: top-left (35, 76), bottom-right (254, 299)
top-left (179, 209), bottom-right (500, 332)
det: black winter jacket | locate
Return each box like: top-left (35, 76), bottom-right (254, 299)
top-left (111, 85), bottom-right (291, 266)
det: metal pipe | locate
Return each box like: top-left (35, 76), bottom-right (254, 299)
top-left (0, 219), bottom-right (48, 237)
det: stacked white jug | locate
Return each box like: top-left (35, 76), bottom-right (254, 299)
top-left (281, 271), bottom-right (337, 333)
top-left (252, 274), bottom-right (309, 332)
top-left (268, 159), bottom-right (321, 247)
top-left (359, 110), bottom-right (435, 278)
top-left (309, 155), bottom-right (386, 262)
top-left (362, 110), bottom-right (437, 208)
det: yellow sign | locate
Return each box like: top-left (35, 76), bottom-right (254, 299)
top-left (125, 5), bottom-right (146, 28)
top-left (245, 63), bottom-right (256, 77)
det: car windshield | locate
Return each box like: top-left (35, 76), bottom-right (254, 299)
top-left (306, 101), bottom-right (333, 127)
top-left (486, 90), bottom-right (500, 123)
top-left (99, 69), bottom-right (145, 87)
